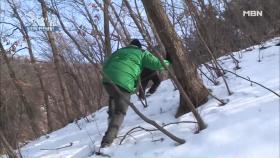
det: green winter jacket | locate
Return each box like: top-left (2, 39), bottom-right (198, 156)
top-left (102, 45), bottom-right (169, 93)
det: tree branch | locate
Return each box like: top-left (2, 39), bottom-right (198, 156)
top-left (118, 121), bottom-right (196, 145)
top-left (208, 66), bottom-right (280, 97)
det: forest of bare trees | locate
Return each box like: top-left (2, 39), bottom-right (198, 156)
top-left (0, 0), bottom-right (279, 156)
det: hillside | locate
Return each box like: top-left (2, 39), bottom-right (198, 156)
top-left (19, 38), bottom-right (279, 158)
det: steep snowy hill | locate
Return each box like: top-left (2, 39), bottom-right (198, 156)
top-left (19, 38), bottom-right (279, 158)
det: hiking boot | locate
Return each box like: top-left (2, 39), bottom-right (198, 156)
top-left (100, 141), bottom-right (111, 148)
top-left (145, 92), bottom-right (152, 97)
top-left (100, 137), bottom-right (113, 148)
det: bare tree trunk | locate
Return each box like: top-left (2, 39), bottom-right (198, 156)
top-left (50, 4), bottom-right (105, 115)
top-left (80, 0), bottom-right (104, 59)
top-left (52, 7), bottom-right (96, 65)
top-left (0, 55), bottom-right (3, 129)
top-left (133, 0), bottom-right (153, 43)
top-left (94, 0), bottom-right (127, 47)
top-left (0, 42), bottom-right (40, 137)
top-left (146, 14), bottom-right (165, 53)
top-left (38, 0), bottom-right (73, 123)
top-left (124, 0), bottom-right (153, 49)
top-left (7, 0), bottom-right (53, 132)
top-left (0, 60), bottom-right (16, 157)
top-left (109, 2), bottom-right (131, 43)
top-left (0, 130), bottom-right (18, 158)
top-left (170, 0), bottom-right (176, 27)
top-left (104, 0), bottom-right (112, 59)
top-left (141, 0), bottom-right (209, 120)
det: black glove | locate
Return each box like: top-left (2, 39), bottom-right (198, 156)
top-left (165, 51), bottom-right (172, 63)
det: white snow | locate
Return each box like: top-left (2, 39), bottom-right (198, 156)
top-left (19, 38), bottom-right (280, 158)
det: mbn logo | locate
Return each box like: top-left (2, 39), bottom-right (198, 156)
top-left (243, 10), bottom-right (263, 17)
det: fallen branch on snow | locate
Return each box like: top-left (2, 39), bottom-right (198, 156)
top-left (118, 121), bottom-right (197, 145)
top-left (40, 142), bottom-right (73, 150)
top-left (208, 66), bottom-right (280, 97)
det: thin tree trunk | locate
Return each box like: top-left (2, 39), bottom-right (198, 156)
top-left (134, 0), bottom-right (153, 43)
top-left (38, 0), bottom-right (73, 123)
top-left (104, 0), bottom-right (112, 59)
top-left (109, 2), bottom-right (131, 43)
top-left (0, 42), bottom-right (39, 136)
top-left (124, 0), bottom-right (153, 49)
top-left (0, 131), bottom-right (18, 158)
top-left (170, 0), bottom-right (176, 27)
top-left (80, 0), bottom-right (104, 61)
top-left (7, 0), bottom-right (53, 132)
top-left (51, 4), bottom-right (104, 114)
top-left (52, 8), bottom-right (96, 65)
top-left (95, 0), bottom-right (127, 46)
top-left (0, 54), bottom-right (3, 128)
top-left (146, 14), bottom-right (165, 54)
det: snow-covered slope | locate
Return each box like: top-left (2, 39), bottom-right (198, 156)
top-left (20, 38), bottom-right (280, 158)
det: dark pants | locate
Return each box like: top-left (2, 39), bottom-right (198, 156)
top-left (139, 68), bottom-right (161, 99)
top-left (101, 83), bottom-right (131, 147)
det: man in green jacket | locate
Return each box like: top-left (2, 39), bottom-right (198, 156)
top-left (101, 39), bottom-right (170, 147)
